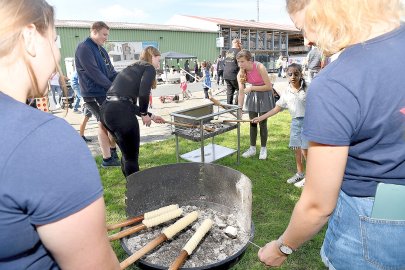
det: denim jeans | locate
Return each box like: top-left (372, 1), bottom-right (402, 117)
top-left (321, 191), bottom-right (405, 270)
top-left (50, 85), bottom-right (61, 105)
top-left (71, 84), bottom-right (81, 111)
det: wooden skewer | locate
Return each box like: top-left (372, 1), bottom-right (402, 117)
top-left (109, 208), bottom-right (183, 241)
top-left (168, 250), bottom-right (188, 270)
top-left (119, 211), bottom-right (199, 270)
top-left (211, 119), bottom-right (252, 124)
top-left (168, 219), bottom-right (213, 270)
top-left (106, 204), bottom-right (179, 231)
top-left (209, 97), bottom-right (227, 109)
top-left (106, 215), bottom-right (144, 231)
top-left (109, 223), bottom-right (146, 241)
top-left (120, 234), bottom-right (167, 270)
top-left (164, 120), bottom-right (215, 132)
top-left (209, 97), bottom-right (238, 117)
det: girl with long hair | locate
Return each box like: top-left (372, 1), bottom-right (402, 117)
top-left (101, 46), bottom-right (164, 178)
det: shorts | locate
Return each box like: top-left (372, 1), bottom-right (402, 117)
top-left (321, 190), bottom-right (405, 269)
top-left (82, 103), bottom-right (93, 118)
top-left (83, 96), bottom-right (106, 121)
top-left (289, 117), bottom-right (308, 150)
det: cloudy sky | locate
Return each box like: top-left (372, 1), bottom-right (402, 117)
top-left (47, 0), bottom-right (293, 26)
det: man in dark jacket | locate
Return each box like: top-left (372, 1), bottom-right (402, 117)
top-left (223, 38), bottom-right (242, 104)
top-left (75, 21), bottom-right (119, 167)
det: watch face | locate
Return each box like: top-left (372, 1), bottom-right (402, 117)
top-left (280, 244), bottom-right (293, 255)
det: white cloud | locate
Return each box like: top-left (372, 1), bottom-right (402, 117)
top-left (98, 4), bottom-right (149, 22)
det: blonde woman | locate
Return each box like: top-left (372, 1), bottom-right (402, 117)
top-left (0, 0), bottom-right (119, 269)
top-left (100, 46), bottom-right (164, 178)
top-left (258, 0), bottom-right (405, 269)
top-left (237, 49), bottom-right (276, 160)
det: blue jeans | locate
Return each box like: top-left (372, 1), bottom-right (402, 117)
top-left (50, 85), bottom-right (61, 105)
top-left (71, 84), bottom-right (81, 111)
top-left (321, 191), bottom-right (405, 270)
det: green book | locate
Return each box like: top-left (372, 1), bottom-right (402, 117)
top-left (371, 183), bottom-right (405, 220)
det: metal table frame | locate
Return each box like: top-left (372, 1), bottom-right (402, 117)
top-left (170, 103), bottom-right (240, 164)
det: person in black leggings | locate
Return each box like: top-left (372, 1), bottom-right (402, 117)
top-left (100, 46), bottom-right (164, 177)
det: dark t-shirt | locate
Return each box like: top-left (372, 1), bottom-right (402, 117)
top-left (303, 24), bottom-right (405, 197)
top-left (0, 92), bottom-right (103, 269)
top-left (107, 60), bottom-right (156, 114)
top-left (223, 48), bottom-right (240, 80)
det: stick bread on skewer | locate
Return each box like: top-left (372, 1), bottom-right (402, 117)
top-left (119, 211), bottom-right (199, 270)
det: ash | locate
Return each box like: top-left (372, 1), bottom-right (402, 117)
top-left (124, 205), bottom-right (249, 268)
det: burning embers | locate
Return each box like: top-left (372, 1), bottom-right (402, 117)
top-left (113, 205), bottom-right (249, 269)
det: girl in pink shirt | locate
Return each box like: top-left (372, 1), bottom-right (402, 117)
top-left (237, 49), bottom-right (277, 160)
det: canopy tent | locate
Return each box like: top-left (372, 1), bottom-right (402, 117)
top-left (160, 51), bottom-right (197, 83)
top-left (160, 51), bottom-right (197, 60)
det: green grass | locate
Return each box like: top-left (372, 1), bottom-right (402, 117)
top-left (99, 111), bottom-right (327, 270)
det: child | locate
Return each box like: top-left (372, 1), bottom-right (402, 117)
top-left (199, 61), bottom-right (211, 99)
top-left (180, 73), bottom-right (191, 99)
top-left (252, 63), bottom-right (308, 187)
top-left (237, 49), bottom-right (275, 160)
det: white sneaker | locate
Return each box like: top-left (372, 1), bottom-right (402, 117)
top-left (242, 147), bottom-right (256, 158)
top-left (294, 178), bottom-right (306, 188)
top-left (259, 147), bottom-right (267, 160)
top-left (286, 173), bottom-right (305, 184)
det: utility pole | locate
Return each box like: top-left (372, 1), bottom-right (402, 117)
top-left (257, 0), bottom-right (260, 22)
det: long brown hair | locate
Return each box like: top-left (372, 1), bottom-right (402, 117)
top-left (236, 49), bottom-right (253, 84)
top-left (140, 46), bottom-right (161, 89)
top-left (0, 0), bottom-right (60, 98)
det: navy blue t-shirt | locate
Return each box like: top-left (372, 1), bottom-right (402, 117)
top-left (0, 92), bottom-right (103, 269)
top-left (303, 24), bottom-right (405, 197)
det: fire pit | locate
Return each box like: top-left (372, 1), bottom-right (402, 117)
top-left (170, 103), bottom-right (240, 163)
top-left (122, 163), bottom-right (253, 270)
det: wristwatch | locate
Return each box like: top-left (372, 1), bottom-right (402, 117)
top-left (278, 239), bottom-right (295, 256)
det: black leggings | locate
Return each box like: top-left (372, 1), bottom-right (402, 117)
top-left (100, 100), bottom-right (140, 177)
top-left (248, 111), bottom-right (268, 147)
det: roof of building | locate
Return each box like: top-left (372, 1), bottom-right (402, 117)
top-left (55, 20), bottom-right (216, 33)
top-left (181, 15), bottom-right (299, 32)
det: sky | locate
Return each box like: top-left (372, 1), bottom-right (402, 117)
top-left (47, 0), bottom-right (294, 26)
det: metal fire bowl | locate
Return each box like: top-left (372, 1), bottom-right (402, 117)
top-left (122, 163), bottom-right (253, 270)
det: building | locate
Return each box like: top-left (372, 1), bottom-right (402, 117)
top-left (56, 17), bottom-right (305, 76)
top-left (56, 20), bottom-right (218, 76)
top-left (168, 15), bottom-right (306, 70)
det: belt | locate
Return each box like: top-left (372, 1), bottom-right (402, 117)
top-left (106, 96), bottom-right (135, 104)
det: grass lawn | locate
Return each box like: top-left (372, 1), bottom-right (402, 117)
top-left (98, 111), bottom-right (327, 270)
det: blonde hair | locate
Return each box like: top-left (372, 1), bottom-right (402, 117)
top-left (286, 0), bottom-right (310, 14)
top-left (140, 46), bottom-right (161, 89)
top-left (236, 49), bottom-right (253, 84)
top-left (304, 0), bottom-right (404, 56)
top-left (0, 0), bottom-right (60, 98)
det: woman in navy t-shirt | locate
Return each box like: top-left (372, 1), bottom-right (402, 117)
top-left (258, 0), bottom-right (405, 269)
top-left (0, 1), bottom-right (119, 269)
